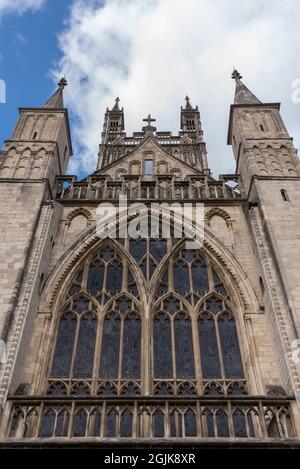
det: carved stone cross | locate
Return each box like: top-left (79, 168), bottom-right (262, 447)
top-left (143, 114), bottom-right (156, 126)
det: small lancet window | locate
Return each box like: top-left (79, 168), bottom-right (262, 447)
top-left (281, 189), bottom-right (289, 202)
top-left (32, 132), bottom-right (37, 140)
top-left (260, 124), bottom-right (265, 132)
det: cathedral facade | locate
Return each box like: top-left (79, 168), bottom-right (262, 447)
top-left (0, 72), bottom-right (300, 447)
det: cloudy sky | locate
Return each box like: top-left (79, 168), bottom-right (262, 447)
top-left (0, 0), bottom-right (300, 179)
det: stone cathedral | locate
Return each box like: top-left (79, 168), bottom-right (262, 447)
top-left (0, 70), bottom-right (300, 448)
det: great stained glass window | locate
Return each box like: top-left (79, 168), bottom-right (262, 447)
top-left (49, 239), bottom-right (246, 400)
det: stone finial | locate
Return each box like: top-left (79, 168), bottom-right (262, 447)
top-left (112, 97), bottom-right (120, 111)
top-left (232, 69), bottom-right (243, 81)
top-left (58, 77), bottom-right (68, 89)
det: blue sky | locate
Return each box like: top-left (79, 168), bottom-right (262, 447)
top-left (0, 0), bottom-right (300, 180)
top-left (0, 1), bottom-right (72, 146)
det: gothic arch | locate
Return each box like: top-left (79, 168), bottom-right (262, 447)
top-left (205, 208), bottom-right (232, 227)
top-left (35, 208), bottom-right (263, 400)
top-left (66, 208), bottom-right (93, 226)
top-left (42, 206), bottom-right (257, 316)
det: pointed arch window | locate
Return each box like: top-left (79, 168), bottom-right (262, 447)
top-left (153, 246), bottom-right (246, 395)
top-left (153, 296), bottom-right (195, 380)
top-left (49, 242), bottom-right (142, 396)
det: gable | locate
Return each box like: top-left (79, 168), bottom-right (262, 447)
top-left (93, 135), bottom-right (203, 180)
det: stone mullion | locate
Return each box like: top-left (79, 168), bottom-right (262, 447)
top-left (214, 314), bottom-right (226, 384)
top-left (143, 300), bottom-right (151, 396)
top-left (92, 314), bottom-right (104, 394)
top-left (191, 313), bottom-right (203, 395)
top-left (118, 317), bottom-right (125, 390)
top-left (170, 317), bottom-right (176, 382)
top-left (69, 314), bottom-right (80, 384)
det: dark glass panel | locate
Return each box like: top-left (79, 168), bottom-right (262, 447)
top-left (73, 314), bottom-right (97, 378)
top-left (170, 412), bottom-right (183, 437)
top-left (218, 314), bottom-right (244, 379)
top-left (51, 313), bottom-right (77, 378)
top-left (122, 318), bottom-right (141, 379)
top-left (121, 382), bottom-right (140, 396)
top-left (41, 409), bottom-right (55, 437)
top-left (173, 261), bottom-right (190, 295)
top-left (97, 382), bottom-right (118, 396)
top-left (71, 382), bottom-right (90, 396)
top-left (92, 410), bottom-right (102, 437)
top-left (99, 317), bottom-right (120, 379)
top-left (154, 316), bottom-right (172, 378)
top-left (198, 316), bottom-right (221, 379)
top-left (100, 246), bottom-right (115, 261)
top-left (106, 261), bottom-right (123, 294)
top-left (87, 261), bottom-right (104, 296)
top-left (150, 238), bottom-right (167, 263)
top-left (120, 409), bottom-right (133, 437)
top-left (216, 409), bottom-right (230, 437)
top-left (153, 409), bottom-right (165, 437)
top-left (174, 316), bottom-right (195, 379)
top-left (55, 411), bottom-right (69, 437)
top-left (247, 414), bottom-right (255, 437)
top-left (149, 258), bottom-right (157, 279)
top-left (206, 297), bottom-right (223, 314)
top-left (129, 238), bottom-right (147, 263)
top-left (140, 261), bottom-right (147, 279)
top-left (106, 408), bottom-right (117, 437)
top-left (185, 409), bottom-right (197, 437)
top-left (73, 408), bottom-right (88, 437)
top-left (164, 296), bottom-right (180, 315)
top-left (233, 409), bottom-right (247, 437)
top-left (47, 381), bottom-right (67, 396)
top-left (68, 284), bottom-right (81, 297)
top-left (192, 264), bottom-right (209, 295)
top-left (206, 412), bottom-right (214, 437)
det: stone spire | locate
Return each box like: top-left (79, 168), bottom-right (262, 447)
top-left (184, 95), bottom-right (193, 110)
top-left (232, 69), bottom-right (261, 105)
top-left (43, 77), bottom-right (68, 109)
top-left (112, 97), bottom-right (120, 111)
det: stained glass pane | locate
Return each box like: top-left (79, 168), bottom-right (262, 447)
top-left (41, 409), bottom-right (55, 438)
top-left (99, 317), bottom-right (120, 378)
top-left (106, 261), bottom-right (123, 294)
top-left (153, 410), bottom-right (165, 437)
top-left (173, 261), bottom-right (190, 295)
top-left (122, 318), bottom-right (141, 379)
top-left (106, 409), bottom-right (117, 437)
top-left (218, 314), bottom-right (244, 379)
top-left (174, 317), bottom-right (195, 379)
top-left (198, 316), bottom-right (221, 379)
top-left (73, 314), bottom-right (97, 378)
top-left (120, 409), bottom-right (133, 437)
top-left (192, 264), bottom-right (209, 295)
top-left (216, 409), bottom-right (230, 437)
top-left (129, 238), bottom-right (147, 263)
top-left (150, 238), bottom-right (167, 263)
top-left (233, 409), bottom-right (247, 437)
top-left (51, 314), bottom-right (77, 378)
top-left (87, 261), bottom-right (104, 296)
top-left (185, 409), bottom-right (197, 437)
top-left (73, 408), bottom-right (87, 437)
top-left (154, 316), bottom-right (172, 378)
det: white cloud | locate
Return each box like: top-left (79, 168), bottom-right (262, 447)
top-left (54, 0), bottom-right (300, 178)
top-left (0, 0), bottom-right (45, 16)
